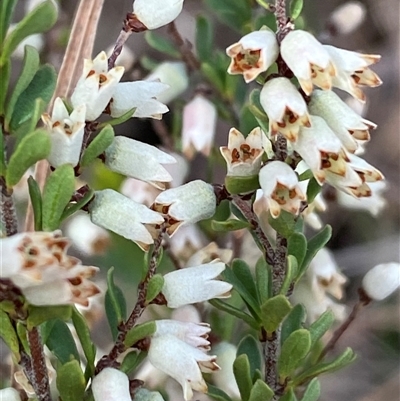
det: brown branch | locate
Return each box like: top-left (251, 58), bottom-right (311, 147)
top-left (1, 177), bottom-right (18, 236)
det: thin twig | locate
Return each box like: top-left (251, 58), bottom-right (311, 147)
top-left (96, 227), bottom-right (166, 372)
top-left (273, 233), bottom-right (287, 295)
top-left (1, 176), bottom-right (18, 236)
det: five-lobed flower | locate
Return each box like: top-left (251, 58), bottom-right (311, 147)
top-left (226, 27), bottom-right (279, 83)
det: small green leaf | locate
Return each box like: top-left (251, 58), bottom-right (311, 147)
top-left (211, 218), bottom-right (251, 232)
top-left (6, 129), bottom-right (51, 187)
top-left (279, 389), bottom-right (297, 401)
top-left (98, 107), bottom-right (136, 128)
top-left (1, 0), bottom-right (57, 63)
top-left (237, 335), bottom-right (262, 378)
top-left (301, 378), bottom-right (321, 401)
top-left (105, 267), bottom-right (127, 341)
top-left (0, 60), bottom-right (11, 115)
top-left (0, 0), bottom-right (17, 50)
top-left (124, 321), bottom-right (156, 348)
top-left (144, 31), bottom-right (180, 58)
top-left (209, 299), bottom-right (260, 330)
top-left (43, 319), bottom-right (80, 364)
top-left (71, 307), bottom-right (96, 380)
top-left (207, 383), bottom-right (233, 401)
top-left (306, 177), bottom-right (321, 204)
top-left (81, 125), bottom-right (115, 168)
top-left (16, 323), bottom-right (29, 355)
top-left (120, 350), bottom-right (147, 375)
top-left (281, 304), bottom-right (306, 345)
top-left (255, 257), bottom-right (272, 304)
top-left (9, 64), bottom-right (56, 131)
top-left (309, 310), bottom-right (335, 348)
top-left (27, 305), bottom-right (72, 329)
top-left (0, 310), bottom-right (20, 360)
top-left (196, 15), bottom-right (214, 62)
top-left (268, 210), bottom-right (298, 238)
top-left (5, 45), bottom-right (40, 126)
top-left (261, 295), bottom-right (292, 333)
top-left (233, 354), bottom-right (253, 401)
top-left (288, 232), bottom-right (307, 268)
top-left (279, 255), bottom-right (298, 295)
top-left (248, 379), bottom-right (274, 401)
top-left (290, 0), bottom-right (304, 20)
top-left (249, 89), bottom-right (269, 121)
top-left (293, 348), bottom-right (356, 385)
top-left (27, 176), bottom-right (43, 231)
top-left (225, 175), bottom-right (260, 195)
top-left (56, 360), bottom-right (86, 401)
top-left (232, 259), bottom-right (259, 303)
top-left (278, 329), bottom-right (311, 380)
top-left (42, 164), bottom-right (75, 231)
top-left (145, 274), bottom-right (164, 305)
top-left (297, 225), bottom-right (332, 280)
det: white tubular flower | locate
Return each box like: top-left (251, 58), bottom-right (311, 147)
top-left (258, 161), bottom-right (306, 218)
top-left (110, 81), bottom-right (169, 119)
top-left (280, 30), bottom-right (336, 95)
top-left (146, 62), bottom-right (189, 104)
top-left (337, 180), bottom-right (387, 216)
top-left (362, 263), bottom-right (400, 301)
top-left (161, 261), bottom-right (232, 308)
top-left (181, 94), bottom-right (217, 159)
top-left (226, 28), bottom-right (279, 83)
top-left (71, 51), bottom-right (124, 121)
top-left (155, 320), bottom-right (211, 351)
top-left (89, 189), bottom-right (164, 251)
top-left (92, 368), bottom-right (131, 401)
top-left (105, 136), bottom-right (176, 190)
top-left (1, 231), bottom-right (100, 306)
top-left (347, 152), bottom-right (384, 183)
top-left (185, 242), bottom-right (233, 267)
top-left (121, 178), bottom-right (160, 206)
top-left (308, 248), bottom-right (347, 300)
top-left (220, 127), bottom-right (264, 176)
top-left (41, 97), bottom-right (86, 168)
top-left (309, 90), bottom-right (376, 153)
top-left (0, 388), bottom-right (21, 401)
top-left (148, 334), bottom-right (219, 401)
top-left (328, 1), bottom-right (366, 35)
top-left (212, 343), bottom-right (240, 399)
top-left (260, 78), bottom-right (311, 141)
top-left (324, 45), bottom-right (382, 102)
top-left (152, 180), bottom-right (216, 235)
top-left (132, 0), bottom-right (184, 30)
top-left (293, 116), bottom-right (347, 184)
top-left (65, 212), bottom-right (110, 256)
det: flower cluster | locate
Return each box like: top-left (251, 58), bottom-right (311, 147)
top-left (224, 27), bottom-right (384, 219)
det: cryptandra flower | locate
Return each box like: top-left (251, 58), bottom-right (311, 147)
top-left (104, 136), bottom-right (176, 190)
top-left (148, 334), bottom-right (219, 401)
top-left (161, 260), bottom-right (232, 308)
top-left (226, 27), bottom-right (279, 83)
top-left (146, 61), bottom-right (189, 104)
top-left (220, 127), bottom-right (264, 176)
top-left (181, 94), bottom-right (217, 159)
top-left (109, 81), bottom-right (169, 119)
top-left (324, 45), bottom-right (382, 102)
top-left (258, 161), bottom-right (306, 218)
top-left (92, 368), bottom-right (131, 401)
top-left (132, 0), bottom-right (184, 30)
top-left (89, 189), bottom-right (164, 251)
top-left (280, 30), bottom-right (336, 95)
top-left (41, 97), bottom-right (86, 168)
top-left (71, 51), bottom-right (124, 121)
top-left (0, 231), bottom-right (100, 306)
top-left (152, 180), bottom-right (216, 235)
top-left (309, 89), bottom-right (376, 153)
top-left (260, 77), bottom-right (311, 141)
top-left (328, 1), bottom-right (366, 36)
top-left (362, 263), bottom-right (400, 301)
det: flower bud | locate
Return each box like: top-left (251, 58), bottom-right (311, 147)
top-left (132, 0), bottom-right (184, 30)
top-left (328, 1), bottom-right (366, 35)
top-left (92, 368), bottom-right (131, 401)
top-left (0, 388), bottom-right (21, 401)
top-left (134, 389), bottom-right (165, 401)
top-left (362, 263), bottom-right (400, 301)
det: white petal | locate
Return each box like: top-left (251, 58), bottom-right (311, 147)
top-left (92, 368), bottom-right (132, 401)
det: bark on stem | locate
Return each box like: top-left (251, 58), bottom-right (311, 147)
top-left (1, 177), bottom-right (18, 236)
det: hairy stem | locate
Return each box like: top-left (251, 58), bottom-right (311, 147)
top-left (26, 328), bottom-right (51, 401)
top-left (273, 233), bottom-right (287, 295)
top-left (96, 227), bottom-right (166, 372)
top-left (274, 0), bottom-right (289, 42)
top-left (1, 176), bottom-right (18, 236)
